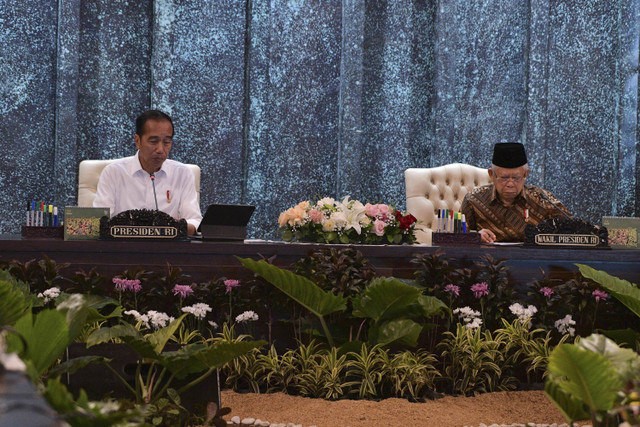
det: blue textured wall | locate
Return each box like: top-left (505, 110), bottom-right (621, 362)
top-left (1, 0), bottom-right (639, 239)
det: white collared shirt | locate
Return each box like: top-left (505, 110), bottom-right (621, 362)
top-left (93, 152), bottom-right (202, 230)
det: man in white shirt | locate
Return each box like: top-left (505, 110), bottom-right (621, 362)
top-left (93, 110), bottom-right (202, 235)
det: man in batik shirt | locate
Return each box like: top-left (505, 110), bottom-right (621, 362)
top-left (461, 142), bottom-right (571, 243)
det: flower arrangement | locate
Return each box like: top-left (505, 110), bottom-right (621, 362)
top-left (278, 196), bottom-right (417, 244)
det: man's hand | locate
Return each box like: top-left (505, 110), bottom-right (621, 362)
top-left (479, 229), bottom-right (496, 243)
top-left (187, 224), bottom-right (196, 236)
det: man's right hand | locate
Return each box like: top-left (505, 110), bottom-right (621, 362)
top-left (479, 229), bottom-right (496, 243)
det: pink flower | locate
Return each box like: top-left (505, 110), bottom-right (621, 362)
top-left (471, 282), bottom-right (489, 299)
top-left (224, 279), bottom-right (241, 293)
top-left (592, 289), bottom-right (609, 302)
top-left (377, 204), bottom-right (391, 221)
top-left (365, 204), bottom-right (380, 217)
top-left (113, 277), bottom-right (142, 293)
top-left (308, 209), bottom-right (324, 223)
top-left (444, 284), bottom-right (460, 298)
top-left (172, 284), bottom-right (194, 299)
top-left (372, 219), bottom-right (386, 237)
top-left (540, 287), bottom-right (554, 299)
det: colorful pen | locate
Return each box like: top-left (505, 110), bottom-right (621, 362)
top-left (53, 207), bottom-right (58, 227)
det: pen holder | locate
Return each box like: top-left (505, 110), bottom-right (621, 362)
top-left (21, 226), bottom-right (64, 239)
top-left (432, 232), bottom-right (481, 246)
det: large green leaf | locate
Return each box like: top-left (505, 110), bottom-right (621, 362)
top-left (369, 318), bottom-right (423, 347)
top-left (48, 355), bottom-right (111, 377)
top-left (10, 310), bottom-right (70, 376)
top-left (87, 323), bottom-right (141, 346)
top-left (600, 328), bottom-right (640, 351)
top-left (547, 342), bottom-right (623, 413)
top-left (576, 334), bottom-right (640, 383)
top-left (544, 377), bottom-right (590, 423)
top-left (576, 264), bottom-right (640, 317)
top-left (56, 294), bottom-right (121, 343)
top-left (162, 340), bottom-right (266, 379)
top-left (416, 295), bottom-right (450, 318)
top-left (238, 257), bottom-right (346, 317)
top-left (0, 279), bottom-right (30, 326)
top-left (147, 314), bottom-right (187, 354)
top-left (352, 277), bottom-right (422, 322)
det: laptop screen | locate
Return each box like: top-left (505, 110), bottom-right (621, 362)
top-left (197, 204), bottom-right (256, 233)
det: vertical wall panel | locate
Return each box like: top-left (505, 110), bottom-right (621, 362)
top-left (0, 1), bottom-right (57, 232)
top-left (433, 0), bottom-right (529, 167)
top-left (245, 1), bottom-right (342, 238)
top-left (340, 0), bottom-right (435, 208)
top-left (151, 0), bottom-right (247, 210)
top-left (76, 1), bottom-right (153, 161)
top-left (542, 2), bottom-right (620, 221)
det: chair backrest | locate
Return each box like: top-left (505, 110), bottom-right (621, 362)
top-left (78, 157), bottom-right (201, 207)
top-left (405, 163), bottom-right (490, 232)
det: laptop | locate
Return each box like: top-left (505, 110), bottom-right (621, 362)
top-left (197, 203), bottom-right (256, 241)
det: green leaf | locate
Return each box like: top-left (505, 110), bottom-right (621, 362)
top-left (576, 334), bottom-right (640, 382)
top-left (164, 340), bottom-right (265, 379)
top-left (371, 319), bottom-right (423, 347)
top-left (0, 279), bottom-right (30, 326)
top-left (48, 355), bottom-right (111, 377)
top-left (87, 322), bottom-right (141, 347)
top-left (238, 258), bottom-right (347, 317)
top-left (576, 264), bottom-right (640, 317)
top-left (43, 378), bottom-right (77, 413)
top-left (415, 295), bottom-right (450, 318)
top-left (544, 378), bottom-right (590, 423)
top-left (148, 314), bottom-right (187, 354)
top-left (600, 328), bottom-right (640, 350)
top-left (547, 342), bottom-right (623, 413)
top-left (352, 277), bottom-right (421, 322)
top-left (10, 310), bottom-right (70, 376)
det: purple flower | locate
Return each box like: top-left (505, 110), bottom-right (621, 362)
top-left (172, 284), bottom-right (194, 299)
top-left (444, 284), bottom-right (460, 298)
top-left (592, 289), bottom-right (609, 302)
top-left (471, 282), bottom-right (489, 299)
top-left (224, 279), bottom-right (240, 293)
top-left (540, 287), bottom-right (554, 299)
top-left (113, 277), bottom-right (142, 293)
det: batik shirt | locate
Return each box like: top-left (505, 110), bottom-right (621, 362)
top-left (460, 184), bottom-right (571, 242)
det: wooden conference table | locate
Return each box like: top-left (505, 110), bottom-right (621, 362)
top-left (0, 235), bottom-right (638, 287)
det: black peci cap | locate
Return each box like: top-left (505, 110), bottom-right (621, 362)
top-left (492, 143), bottom-right (527, 168)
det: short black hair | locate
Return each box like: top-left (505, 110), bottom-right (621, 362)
top-left (135, 110), bottom-right (174, 137)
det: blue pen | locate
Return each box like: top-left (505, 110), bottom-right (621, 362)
top-left (53, 207), bottom-right (58, 227)
top-left (462, 214), bottom-right (467, 233)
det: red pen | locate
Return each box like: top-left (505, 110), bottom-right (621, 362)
top-left (167, 190), bottom-right (171, 203)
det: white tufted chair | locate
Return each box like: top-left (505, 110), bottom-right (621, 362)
top-left (77, 157), bottom-right (201, 207)
top-left (405, 163), bottom-right (491, 244)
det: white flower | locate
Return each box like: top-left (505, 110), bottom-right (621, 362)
top-left (125, 310), bottom-right (150, 329)
top-left (555, 314), bottom-right (576, 336)
top-left (208, 321), bottom-right (219, 329)
top-left (316, 197), bottom-right (336, 210)
top-left (464, 317), bottom-right (483, 330)
top-left (38, 287), bottom-right (61, 304)
top-left (330, 211), bottom-right (348, 229)
top-left (147, 310), bottom-right (173, 329)
top-left (453, 306), bottom-right (482, 329)
top-left (509, 303), bottom-right (538, 328)
top-left (235, 310), bottom-right (259, 323)
top-left (182, 303), bottom-right (212, 319)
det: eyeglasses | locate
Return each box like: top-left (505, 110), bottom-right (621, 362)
top-left (494, 175), bottom-right (525, 183)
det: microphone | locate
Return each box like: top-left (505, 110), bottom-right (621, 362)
top-left (537, 189), bottom-right (570, 219)
top-left (150, 173), bottom-right (159, 211)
